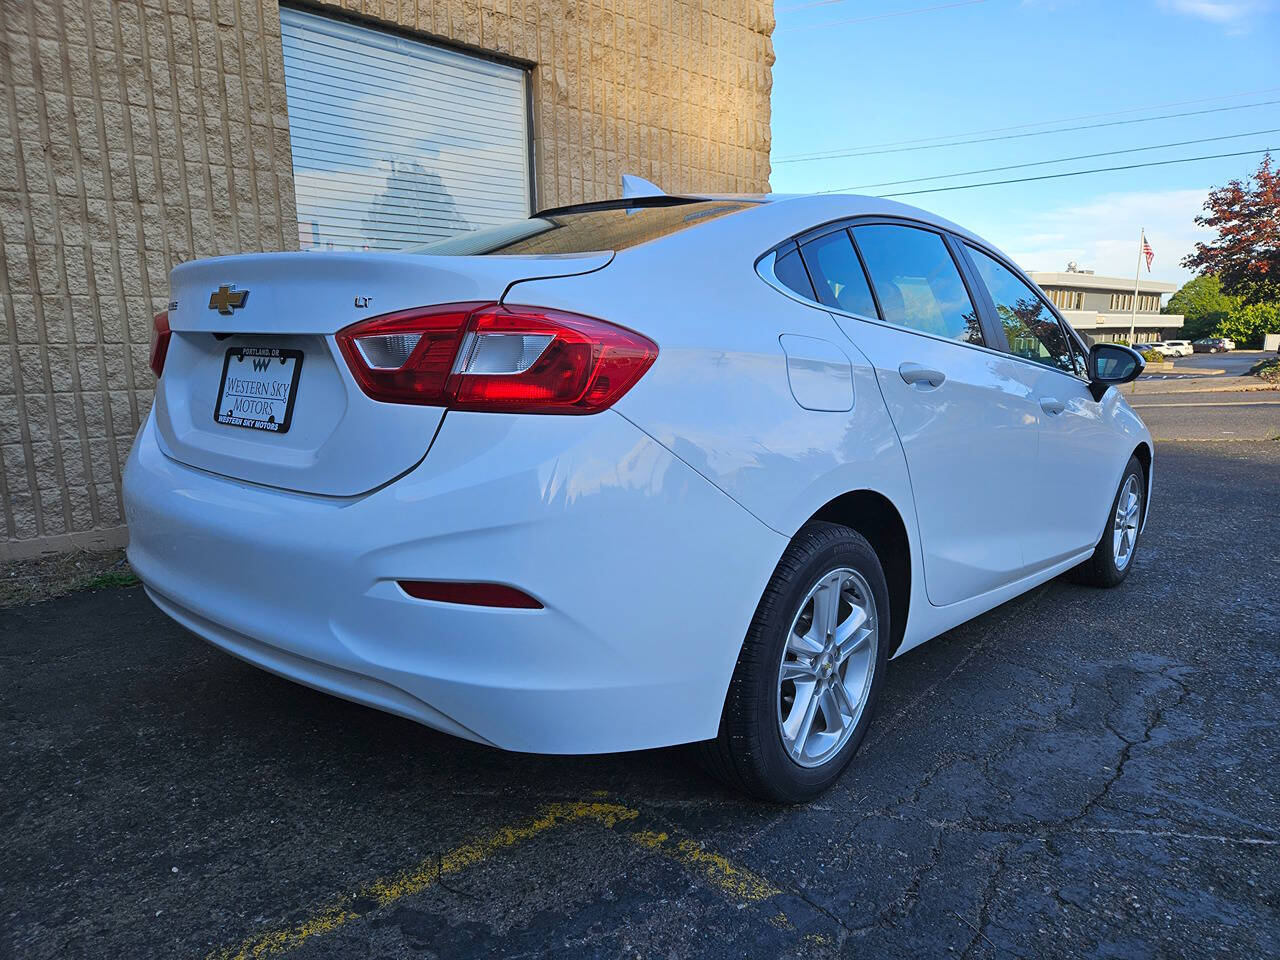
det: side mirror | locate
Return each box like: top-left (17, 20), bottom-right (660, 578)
top-left (1087, 343), bottom-right (1145, 401)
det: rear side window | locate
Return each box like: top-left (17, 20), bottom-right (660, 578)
top-left (966, 245), bottom-right (1076, 375)
top-left (852, 225), bottom-right (983, 345)
top-left (773, 245), bottom-right (816, 299)
top-left (798, 230), bottom-right (879, 318)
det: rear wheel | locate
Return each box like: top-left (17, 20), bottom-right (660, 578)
top-left (699, 522), bottom-right (890, 803)
top-left (1070, 456), bottom-right (1144, 588)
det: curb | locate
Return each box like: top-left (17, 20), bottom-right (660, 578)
top-left (1127, 379), bottom-right (1280, 396)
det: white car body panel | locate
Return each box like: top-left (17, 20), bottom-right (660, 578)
top-left (126, 407), bottom-right (787, 752)
top-left (123, 192), bottom-right (1153, 753)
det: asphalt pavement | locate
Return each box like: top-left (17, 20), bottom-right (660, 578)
top-left (3, 429), bottom-right (1277, 959)
top-left (1161, 350), bottom-right (1267, 377)
top-left (1128, 390), bottom-right (1280, 441)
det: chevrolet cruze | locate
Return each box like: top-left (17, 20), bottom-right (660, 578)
top-left (123, 193), bottom-right (1151, 801)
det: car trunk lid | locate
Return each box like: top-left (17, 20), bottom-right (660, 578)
top-left (153, 250), bottom-right (611, 496)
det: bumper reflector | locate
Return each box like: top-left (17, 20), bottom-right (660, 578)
top-left (398, 580), bottom-right (543, 609)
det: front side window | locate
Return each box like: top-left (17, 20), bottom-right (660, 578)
top-left (798, 230), bottom-right (879, 318)
top-left (851, 225), bottom-right (983, 345)
top-left (1064, 324), bottom-right (1090, 378)
top-left (967, 246), bottom-right (1076, 375)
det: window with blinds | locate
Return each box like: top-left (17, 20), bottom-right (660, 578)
top-left (1045, 288), bottom-right (1084, 311)
top-left (280, 7), bottom-right (532, 251)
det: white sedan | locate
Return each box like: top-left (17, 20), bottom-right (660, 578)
top-left (1142, 341), bottom-right (1189, 360)
top-left (123, 192), bottom-right (1152, 802)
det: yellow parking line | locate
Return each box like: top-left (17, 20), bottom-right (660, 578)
top-left (207, 802), bottom-right (638, 960)
top-left (631, 830), bottom-right (782, 903)
top-left (366, 801), bottom-right (637, 905)
top-left (207, 800), bottom-right (786, 959)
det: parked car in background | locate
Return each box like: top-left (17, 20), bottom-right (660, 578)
top-left (1194, 337), bottom-right (1233, 353)
top-left (1162, 340), bottom-right (1193, 357)
top-left (1140, 342), bottom-right (1175, 359)
top-left (123, 192), bottom-right (1154, 802)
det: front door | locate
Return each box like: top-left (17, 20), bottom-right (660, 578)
top-left (962, 243), bottom-right (1119, 567)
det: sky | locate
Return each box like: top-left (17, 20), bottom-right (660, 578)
top-left (768, 0), bottom-right (1280, 286)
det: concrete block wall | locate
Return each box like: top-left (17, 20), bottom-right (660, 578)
top-left (0, 0), bottom-right (774, 560)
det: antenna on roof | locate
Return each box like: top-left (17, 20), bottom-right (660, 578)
top-left (621, 174), bottom-right (665, 198)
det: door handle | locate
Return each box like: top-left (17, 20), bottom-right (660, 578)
top-left (1039, 397), bottom-right (1066, 416)
top-left (898, 362), bottom-right (946, 389)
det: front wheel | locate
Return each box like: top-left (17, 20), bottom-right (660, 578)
top-left (1070, 456), bottom-right (1145, 588)
top-left (698, 522), bottom-right (890, 803)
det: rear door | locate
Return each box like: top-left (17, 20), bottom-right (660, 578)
top-left (812, 221), bottom-right (1040, 606)
top-left (961, 242), bottom-right (1119, 566)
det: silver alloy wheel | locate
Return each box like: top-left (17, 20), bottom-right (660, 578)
top-left (777, 567), bottom-right (878, 768)
top-left (1113, 475), bottom-right (1141, 570)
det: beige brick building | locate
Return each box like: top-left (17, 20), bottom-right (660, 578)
top-left (0, 0), bottom-right (774, 560)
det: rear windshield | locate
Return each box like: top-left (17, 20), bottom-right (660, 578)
top-left (407, 200), bottom-right (755, 256)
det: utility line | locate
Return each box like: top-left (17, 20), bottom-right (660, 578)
top-left (822, 128), bottom-right (1280, 193)
top-left (774, 84), bottom-right (1280, 160)
top-left (775, 99), bottom-right (1280, 164)
top-left (775, 0), bottom-right (985, 25)
top-left (874, 147), bottom-right (1274, 198)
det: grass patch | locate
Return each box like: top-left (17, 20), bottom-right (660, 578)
top-left (1, 548), bottom-right (136, 608)
top-left (79, 569), bottom-right (140, 591)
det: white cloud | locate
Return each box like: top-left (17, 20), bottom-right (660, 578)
top-left (995, 187), bottom-right (1213, 285)
top-left (1157, 0), bottom-right (1274, 25)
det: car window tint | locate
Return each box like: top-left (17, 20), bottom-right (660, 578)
top-left (966, 245), bottom-right (1076, 374)
top-left (799, 230), bottom-right (879, 318)
top-left (406, 201), bottom-right (754, 255)
top-left (774, 245), bottom-right (816, 300)
top-left (851, 225), bottom-right (982, 344)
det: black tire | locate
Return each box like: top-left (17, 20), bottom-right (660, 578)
top-left (1069, 455), bottom-right (1145, 588)
top-left (698, 521), bottom-right (891, 803)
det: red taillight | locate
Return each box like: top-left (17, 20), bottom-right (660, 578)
top-left (398, 580), bottom-right (543, 609)
top-left (335, 302), bottom-right (485, 405)
top-left (449, 305), bottom-right (658, 413)
top-left (336, 302), bottom-right (657, 414)
top-left (150, 311), bottom-right (171, 378)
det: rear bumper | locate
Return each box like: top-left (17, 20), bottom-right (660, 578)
top-left (123, 408), bottom-right (786, 753)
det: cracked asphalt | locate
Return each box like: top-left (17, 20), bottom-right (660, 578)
top-left (3, 439), bottom-right (1277, 960)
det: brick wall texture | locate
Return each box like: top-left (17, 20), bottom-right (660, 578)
top-left (0, 0), bottom-right (774, 559)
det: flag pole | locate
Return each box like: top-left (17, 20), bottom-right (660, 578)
top-left (1127, 228), bottom-right (1143, 346)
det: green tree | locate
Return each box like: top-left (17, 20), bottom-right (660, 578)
top-left (1164, 274), bottom-right (1238, 340)
top-left (1182, 154), bottom-right (1280, 304)
top-left (1216, 301), bottom-right (1280, 349)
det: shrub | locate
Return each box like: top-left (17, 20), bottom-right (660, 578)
top-left (1141, 349), bottom-right (1165, 364)
top-left (1249, 357), bottom-right (1280, 383)
top-left (1216, 302), bottom-right (1280, 349)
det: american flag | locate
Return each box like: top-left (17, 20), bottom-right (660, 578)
top-left (1142, 234), bottom-right (1154, 272)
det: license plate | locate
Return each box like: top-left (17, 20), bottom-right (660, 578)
top-left (214, 347), bottom-right (304, 433)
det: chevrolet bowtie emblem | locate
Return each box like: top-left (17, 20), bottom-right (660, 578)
top-left (208, 284), bottom-right (249, 315)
